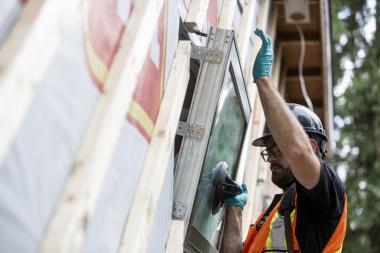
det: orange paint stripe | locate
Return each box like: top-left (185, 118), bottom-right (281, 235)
top-left (128, 100), bottom-right (154, 139)
top-left (83, 1), bottom-right (109, 87)
top-left (85, 38), bottom-right (109, 85)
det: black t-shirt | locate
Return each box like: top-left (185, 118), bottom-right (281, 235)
top-left (295, 160), bottom-right (345, 252)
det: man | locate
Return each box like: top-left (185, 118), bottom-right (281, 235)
top-left (222, 28), bottom-right (347, 253)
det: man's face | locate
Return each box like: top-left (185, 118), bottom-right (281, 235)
top-left (262, 138), bottom-right (294, 189)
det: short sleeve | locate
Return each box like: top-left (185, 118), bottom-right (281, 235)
top-left (296, 160), bottom-right (345, 218)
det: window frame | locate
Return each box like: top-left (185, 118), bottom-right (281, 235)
top-left (173, 27), bottom-right (251, 252)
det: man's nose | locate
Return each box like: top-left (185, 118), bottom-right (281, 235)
top-left (267, 154), bottom-right (277, 163)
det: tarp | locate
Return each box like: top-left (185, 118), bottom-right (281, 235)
top-left (82, 0), bottom-right (178, 252)
top-left (0, 0), bottom-right (23, 45)
top-left (0, 0), bottom-right (178, 252)
top-left (0, 4), bottom-right (99, 251)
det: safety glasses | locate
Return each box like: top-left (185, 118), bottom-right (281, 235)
top-left (260, 144), bottom-right (282, 162)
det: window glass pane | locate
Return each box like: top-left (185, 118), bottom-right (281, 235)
top-left (189, 68), bottom-right (246, 248)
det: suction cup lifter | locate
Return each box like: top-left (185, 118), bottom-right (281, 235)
top-left (209, 161), bottom-right (242, 214)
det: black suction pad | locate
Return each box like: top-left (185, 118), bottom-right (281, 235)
top-left (210, 161), bottom-right (227, 214)
top-left (209, 161), bottom-right (242, 214)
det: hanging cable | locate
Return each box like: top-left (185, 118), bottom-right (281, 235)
top-left (295, 23), bottom-right (314, 111)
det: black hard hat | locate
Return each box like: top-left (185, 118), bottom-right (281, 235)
top-left (252, 103), bottom-right (328, 147)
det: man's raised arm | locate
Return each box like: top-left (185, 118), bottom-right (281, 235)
top-left (253, 28), bottom-right (320, 190)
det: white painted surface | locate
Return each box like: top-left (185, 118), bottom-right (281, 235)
top-left (0, 0), bottom-right (21, 45)
top-left (82, 123), bottom-right (148, 253)
top-left (0, 7), bottom-right (98, 252)
top-left (146, 153), bottom-right (174, 253)
top-left (0, 0), bottom-right (181, 252)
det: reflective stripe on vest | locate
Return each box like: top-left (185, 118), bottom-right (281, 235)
top-left (243, 193), bottom-right (347, 253)
top-left (322, 194), bottom-right (348, 253)
top-left (265, 210), bottom-right (296, 251)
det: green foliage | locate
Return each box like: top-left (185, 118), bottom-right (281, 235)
top-left (332, 1), bottom-right (380, 252)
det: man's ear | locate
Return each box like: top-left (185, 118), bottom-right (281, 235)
top-left (309, 138), bottom-right (318, 153)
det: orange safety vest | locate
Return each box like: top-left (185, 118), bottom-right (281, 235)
top-left (243, 193), bottom-right (347, 253)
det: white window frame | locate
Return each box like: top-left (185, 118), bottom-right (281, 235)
top-left (173, 27), bottom-right (251, 252)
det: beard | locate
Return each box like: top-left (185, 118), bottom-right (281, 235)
top-left (270, 163), bottom-right (295, 190)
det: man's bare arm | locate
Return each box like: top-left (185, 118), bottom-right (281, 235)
top-left (223, 207), bottom-right (243, 253)
top-left (256, 77), bottom-right (320, 189)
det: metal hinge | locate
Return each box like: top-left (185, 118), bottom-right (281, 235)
top-left (172, 202), bottom-right (187, 219)
top-left (191, 44), bottom-right (223, 63)
top-left (176, 121), bottom-right (205, 140)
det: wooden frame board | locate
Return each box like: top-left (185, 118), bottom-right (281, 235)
top-left (217, 0), bottom-right (237, 29)
top-left (185, 0), bottom-right (210, 32)
top-left (319, 0), bottom-right (334, 157)
top-left (239, 0), bottom-right (272, 236)
top-left (119, 41), bottom-right (191, 253)
top-left (236, 0), bottom-right (258, 67)
top-left (165, 220), bottom-right (185, 253)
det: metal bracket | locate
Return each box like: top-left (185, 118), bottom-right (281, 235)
top-left (176, 121), bottom-right (205, 140)
top-left (172, 202), bottom-right (187, 219)
top-left (190, 44), bottom-right (223, 63)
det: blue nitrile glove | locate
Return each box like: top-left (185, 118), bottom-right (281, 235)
top-left (225, 183), bottom-right (248, 209)
top-left (252, 28), bottom-right (274, 82)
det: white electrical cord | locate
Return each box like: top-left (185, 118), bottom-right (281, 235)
top-left (295, 23), bottom-right (314, 111)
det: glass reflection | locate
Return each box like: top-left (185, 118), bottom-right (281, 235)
top-left (190, 70), bottom-right (246, 247)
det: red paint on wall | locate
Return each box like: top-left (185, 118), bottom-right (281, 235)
top-left (85, 0), bottom-right (125, 91)
top-left (126, 4), bottom-right (167, 142)
top-left (85, 0), bottom-right (167, 142)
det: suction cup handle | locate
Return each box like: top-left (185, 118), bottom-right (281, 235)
top-left (219, 176), bottom-right (242, 201)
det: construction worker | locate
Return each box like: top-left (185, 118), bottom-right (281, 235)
top-left (222, 28), bottom-right (347, 253)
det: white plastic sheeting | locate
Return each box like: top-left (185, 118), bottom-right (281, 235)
top-left (0, 0), bottom-right (179, 252)
top-left (146, 152), bottom-right (173, 253)
top-left (0, 0), bottom-right (22, 45)
top-left (82, 123), bottom-right (149, 253)
top-left (0, 6), bottom-right (99, 252)
top-left (82, 0), bottom-right (179, 251)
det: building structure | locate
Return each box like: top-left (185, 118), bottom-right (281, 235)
top-left (0, 0), bottom-right (333, 252)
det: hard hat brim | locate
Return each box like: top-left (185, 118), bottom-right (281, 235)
top-left (252, 131), bottom-right (328, 147)
top-left (251, 134), bottom-right (272, 147)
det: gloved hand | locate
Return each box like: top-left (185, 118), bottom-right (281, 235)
top-left (252, 28), bottom-right (274, 82)
top-left (225, 183), bottom-right (248, 209)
